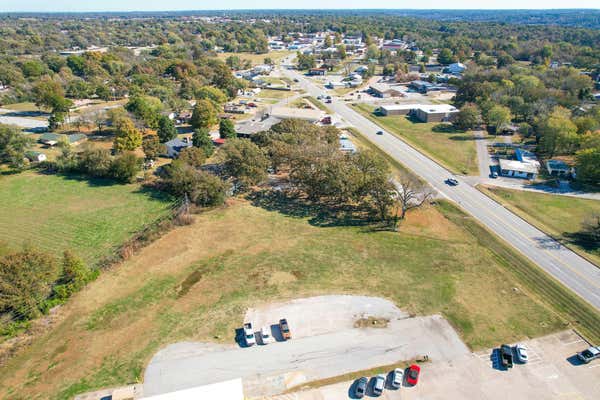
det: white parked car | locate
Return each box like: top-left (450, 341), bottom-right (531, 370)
top-left (243, 323), bottom-right (256, 346)
top-left (515, 344), bottom-right (528, 363)
top-left (260, 326), bottom-right (274, 344)
top-left (372, 374), bottom-right (386, 396)
top-left (391, 368), bottom-right (404, 388)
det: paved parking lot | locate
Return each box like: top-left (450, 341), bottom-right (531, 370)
top-left (143, 296), bottom-right (468, 398)
top-left (260, 330), bottom-right (600, 400)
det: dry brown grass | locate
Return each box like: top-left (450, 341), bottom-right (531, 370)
top-left (0, 199), bottom-right (567, 400)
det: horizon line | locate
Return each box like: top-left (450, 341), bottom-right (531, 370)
top-left (2, 8), bottom-right (600, 14)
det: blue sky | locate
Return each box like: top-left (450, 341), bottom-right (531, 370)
top-left (1, 1), bottom-right (599, 12)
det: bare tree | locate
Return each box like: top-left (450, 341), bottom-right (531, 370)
top-left (391, 177), bottom-right (434, 228)
top-left (93, 111), bottom-right (106, 135)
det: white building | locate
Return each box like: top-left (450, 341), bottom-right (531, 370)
top-left (498, 159), bottom-right (538, 180)
top-left (142, 379), bottom-right (244, 400)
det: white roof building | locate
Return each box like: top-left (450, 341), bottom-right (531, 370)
top-left (142, 379), bottom-right (244, 400)
top-left (270, 106), bottom-right (323, 122)
top-left (447, 62), bottom-right (467, 74)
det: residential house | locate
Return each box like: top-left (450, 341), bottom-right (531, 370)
top-left (546, 159), bottom-right (573, 178)
top-left (165, 137), bottom-right (192, 158)
top-left (39, 133), bottom-right (87, 146)
top-left (446, 62), bottom-right (467, 74)
top-left (309, 68), bottom-right (327, 76)
top-left (25, 151), bottom-right (47, 163)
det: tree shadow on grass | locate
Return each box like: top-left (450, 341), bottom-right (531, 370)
top-left (248, 189), bottom-right (382, 229)
top-left (432, 123), bottom-right (464, 134)
top-left (448, 134), bottom-right (480, 141)
top-left (563, 231), bottom-right (600, 254)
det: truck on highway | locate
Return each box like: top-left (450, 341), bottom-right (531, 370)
top-left (500, 344), bottom-right (513, 369)
top-left (279, 318), bottom-right (291, 340)
top-left (577, 346), bottom-right (600, 363)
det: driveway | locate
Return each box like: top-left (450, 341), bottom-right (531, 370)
top-left (143, 296), bottom-right (469, 398)
top-left (260, 330), bottom-right (600, 400)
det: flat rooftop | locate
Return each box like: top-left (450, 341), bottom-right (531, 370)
top-left (499, 158), bottom-right (539, 174)
top-left (270, 106), bottom-right (323, 121)
top-left (415, 104), bottom-right (459, 114)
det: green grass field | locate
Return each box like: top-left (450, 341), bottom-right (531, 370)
top-left (480, 186), bottom-right (600, 266)
top-left (0, 172), bottom-right (173, 265)
top-left (352, 103), bottom-right (479, 175)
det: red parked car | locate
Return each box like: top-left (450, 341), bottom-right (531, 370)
top-left (406, 364), bottom-right (421, 386)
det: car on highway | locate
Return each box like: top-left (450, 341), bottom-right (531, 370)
top-left (354, 377), bottom-right (368, 398)
top-left (406, 364), bottom-right (420, 386)
top-left (372, 374), bottom-right (386, 396)
top-left (445, 178), bottom-right (459, 186)
top-left (500, 344), bottom-right (514, 368)
top-left (515, 344), bottom-right (528, 363)
top-left (293, 78), bottom-right (299, 82)
top-left (577, 346), bottom-right (600, 363)
top-left (391, 368), bottom-right (404, 388)
top-left (243, 322), bottom-right (256, 346)
top-left (279, 318), bottom-right (291, 340)
top-left (376, 130), bottom-right (384, 135)
top-left (260, 326), bottom-right (274, 345)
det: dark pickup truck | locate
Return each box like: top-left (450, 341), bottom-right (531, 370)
top-left (500, 344), bottom-right (514, 369)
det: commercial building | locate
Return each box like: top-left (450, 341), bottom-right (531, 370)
top-left (269, 106), bottom-right (324, 123)
top-left (412, 104), bottom-right (459, 123)
top-left (377, 104), bottom-right (422, 116)
top-left (368, 83), bottom-right (403, 98)
top-left (142, 379), bottom-right (244, 400)
top-left (498, 158), bottom-right (539, 180)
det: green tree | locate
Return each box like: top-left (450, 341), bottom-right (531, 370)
top-left (296, 53), bottom-right (316, 70)
top-left (190, 99), bottom-right (218, 130)
top-left (159, 160), bottom-right (226, 207)
top-left (142, 135), bottom-right (164, 160)
top-left (125, 95), bottom-right (163, 129)
top-left (219, 118), bottom-right (236, 139)
top-left (575, 147), bottom-right (600, 185)
top-left (220, 138), bottom-right (269, 189)
top-left (32, 77), bottom-right (65, 111)
top-left (196, 86), bottom-right (228, 105)
top-left (538, 107), bottom-right (578, 157)
top-left (0, 247), bottom-right (59, 320)
top-left (437, 48), bottom-right (455, 65)
top-left (177, 146), bottom-right (206, 168)
top-left (454, 103), bottom-right (482, 130)
top-left (192, 128), bottom-right (215, 157)
top-left (486, 105), bottom-right (512, 133)
top-left (0, 124), bottom-right (32, 169)
top-left (109, 152), bottom-right (142, 183)
top-left (157, 115), bottom-right (177, 143)
top-left (113, 117), bottom-right (142, 152)
top-left (78, 148), bottom-right (112, 177)
top-left (53, 251), bottom-right (94, 300)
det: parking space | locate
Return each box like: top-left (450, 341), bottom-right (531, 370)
top-left (261, 330), bottom-right (600, 400)
top-left (143, 296), bottom-right (468, 398)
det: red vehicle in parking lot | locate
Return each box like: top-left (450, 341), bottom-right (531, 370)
top-left (406, 364), bottom-right (420, 386)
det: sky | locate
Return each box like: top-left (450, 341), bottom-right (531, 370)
top-left (1, 0), bottom-right (599, 12)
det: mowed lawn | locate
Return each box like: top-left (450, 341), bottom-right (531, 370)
top-left (0, 172), bottom-right (173, 265)
top-left (480, 186), bottom-right (600, 266)
top-left (1, 198), bottom-right (584, 400)
top-left (353, 103), bottom-right (479, 175)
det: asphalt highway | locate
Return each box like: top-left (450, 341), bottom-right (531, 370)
top-left (280, 59), bottom-right (600, 310)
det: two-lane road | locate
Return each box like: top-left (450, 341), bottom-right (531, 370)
top-left (280, 61), bottom-right (600, 310)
